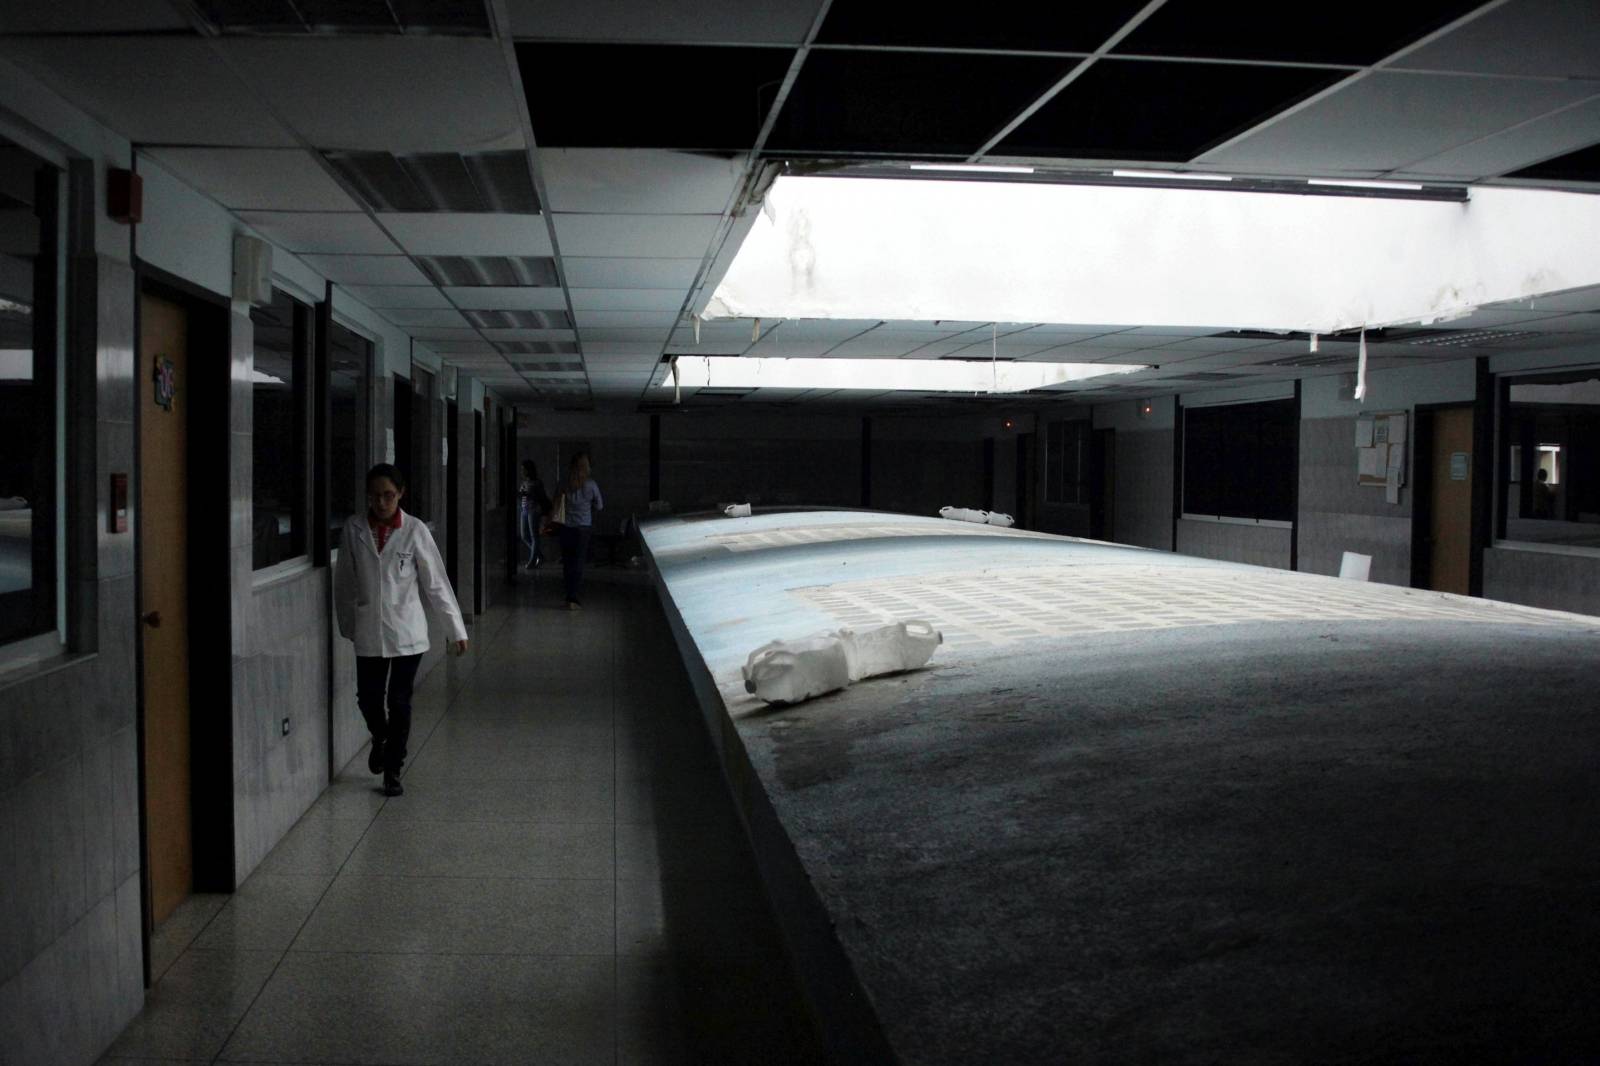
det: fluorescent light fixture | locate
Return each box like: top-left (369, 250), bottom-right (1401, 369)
top-left (909, 163), bottom-right (1035, 174)
top-left (705, 175), bottom-right (1600, 335)
top-left (1307, 179), bottom-right (1425, 191)
top-left (663, 356), bottom-right (1145, 393)
top-left (1112, 169), bottom-right (1232, 182)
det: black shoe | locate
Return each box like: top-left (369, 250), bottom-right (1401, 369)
top-left (382, 770), bottom-right (404, 797)
top-left (368, 739), bottom-right (385, 775)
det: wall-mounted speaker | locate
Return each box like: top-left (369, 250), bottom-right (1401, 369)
top-left (232, 234), bottom-right (273, 306)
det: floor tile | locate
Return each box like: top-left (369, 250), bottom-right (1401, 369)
top-left (616, 877), bottom-right (784, 961)
top-left (375, 776), bottom-right (615, 823)
top-left (190, 874), bottom-right (332, 953)
top-left (250, 815), bottom-right (374, 878)
top-left (345, 815), bottom-right (615, 879)
top-left (147, 894), bottom-right (229, 982)
top-left (616, 955), bottom-right (824, 1066)
top-left (402, 740), bottom-right (615, 782)
top-left (295, 874), bottom-right (615, 956)
top-left (616, 821), bottom-right (758, 882)
top-left (104, 949), bottom-right (280, 1061)
top-left (219, 951), bottom-right (615, 1065)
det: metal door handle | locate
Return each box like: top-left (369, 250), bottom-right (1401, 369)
top-left (142, 610), bottom-right (161, 628)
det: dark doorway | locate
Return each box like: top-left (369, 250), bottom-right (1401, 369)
top-left (474, 411), bottom-right (484, 614)
top-left (446, 402), bottom-right (459, 587)
top-left (1015, 432), bottom-right (1034, 529)
top-left (1412, 404), bottom-right (1476, 594)
top-left (1091, 428), bottom-right (1115, 541)
top-left (982, 437), bottom-right (996, 512)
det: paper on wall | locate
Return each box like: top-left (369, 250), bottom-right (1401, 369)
top-left (1385, 475), bottom-right (1401, 505)
top-left (1358, 445), bottom-right (1383, 479)
top-left (1387, 414), bottom-right (1407, 444)
top-left (1386, 444), bottom-right (1405, 484)
top-left (385, 428), bottom-right (396, 464)
top-left (1374, 418), bottom-right (1390, 445)
top-left (1355, 415), bottom-right (1375, 448)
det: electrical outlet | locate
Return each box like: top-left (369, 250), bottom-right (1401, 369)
top-left (281, 717), bottom-right (291, 737)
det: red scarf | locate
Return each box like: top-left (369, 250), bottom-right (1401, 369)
top-left (368, 508), bottom-right (402, 552)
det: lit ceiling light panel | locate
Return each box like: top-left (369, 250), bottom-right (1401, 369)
top-left (662, 356), bottom-right (1145, 393)
top-left (705, 176), bottom-right (1600, 335)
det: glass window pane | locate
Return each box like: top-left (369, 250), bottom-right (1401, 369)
top-left (328, 321), bottom-right (371, 550)
top-left (0, 138), bottom-right (58, 645)
top-left (250, 290), bottom-right (308, 568)
top-left (1503, 371), bottom-right (1600, 548)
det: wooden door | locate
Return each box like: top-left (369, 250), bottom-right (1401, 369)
top-left (139, 292), bottom-right (192, 926)
top-left (1428, 406), bottom-right (1474, 594)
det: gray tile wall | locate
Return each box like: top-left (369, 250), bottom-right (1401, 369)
top-left (1176, 519), bottom-right (1293, 568)
top-left (1484, 547), bottom-right (1600, 617)
top-left (0, 255), bottom-right (144, 1064)
top-left (1298, 415), bottom-right (1414, 585)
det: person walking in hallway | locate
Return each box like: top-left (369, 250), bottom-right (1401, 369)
top-left (557, 451), bottom-right (602, 610)
top-left (335, 464), bottom-right (468, 796)
top-left (517, 459), bottom-right (551, 570)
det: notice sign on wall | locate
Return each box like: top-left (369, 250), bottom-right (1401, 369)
top-left (1450, 452), bottom-right (1470, 481)
top-left (1356, 411), bottom-right (1408, 503)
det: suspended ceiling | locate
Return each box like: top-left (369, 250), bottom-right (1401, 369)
top-left (0, 0), bottom-right (1597, 409)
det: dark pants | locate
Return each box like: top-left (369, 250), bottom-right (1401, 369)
top-left (356, 653), bottom-right (422, 773)
top-left (558, 525), bottom-right (592, 603)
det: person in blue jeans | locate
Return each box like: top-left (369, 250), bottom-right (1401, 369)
top-left (517, 460), bottom-right (551, 570)
top-left (557, 451), bottom-right (602, 610)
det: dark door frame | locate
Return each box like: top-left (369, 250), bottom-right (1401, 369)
top-left (1090, 427), bottom-right (1115, 541)
top-left (473, 410), bottom-right (484, 615)
top-left (130, 262), bottom-right (237, 983)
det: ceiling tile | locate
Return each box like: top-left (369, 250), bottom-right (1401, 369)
top-left (223, 38), bottom-right (524, 152)
top-left (518, 43), bottom-right (795, 150)
top-left (343, 285), bottom-right (451, 308)
top-left (539, 149), bottom-right (744, 214)
top-left (300, 255), bottom-right (431, 285)
top-left (1397, 97), bottom-right (1600, 180)
top-left (406, 327), bottom-right (484, 342)
top-left (1002, 59), bottom-right (1345, 163)
top-left (574, 310), bottom-right (682, 329)
top-left (425, 340), bottom-right (498, 353)
top-left (581, 342), bottom-right (666, 357)
top-left (1199, 71), bottom-right (1598, 173)
top-left (442, 286), bottom-right (568, 310)
top-left (560, 257), bottom-right (703, 289)
top-left (761, 319), bottom-right (879, 339)
top-left (1505, 140), bottom-right (1600, 184)
top-left (1396, 0), bottom-right (1600, 78)
top-left (666, 323), bottom-right (757, 351)
top-left (768, 51), bottom-right (1074, 157)
top-left (0, 1), bottom-right (191, 31)
top-left (480, 328), bottom-right (583, 341)
top-left (568, 289), bottom-right (686, 311)
top-left (507, 0), bottom-right (821, 43)
top-left (140, 148), bottom-right (358, 211)
top-left (378, 308), bottom-right (472, 328)
top-left (237, 211), bottom-right (400, 254)
top-left (816, 0), bottom-right (1140, 51)
top-left (1111, 0), bottom-right (1484, 65)
top-left (378, 214), bottom-right (553, 256)
top-left (1523, 286), bottom-right (1600, 314)
top-left (552, 214), bottom-right (721, 257)
top-left (3, 38), bottom-right (294, 145)
top-left (826, 330), bottom-right (950, 357)
top-left (578, 328), bottom-right (673, 344)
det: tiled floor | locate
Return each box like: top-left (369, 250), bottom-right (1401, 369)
top-left (99, 575), bottom-right (824, 1065)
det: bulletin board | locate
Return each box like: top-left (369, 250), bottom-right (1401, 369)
top-left (1356, 410), bottom-right (1407, 504)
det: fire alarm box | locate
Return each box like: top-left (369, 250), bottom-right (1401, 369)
top-left (110, 473), bottom-right (128, 533)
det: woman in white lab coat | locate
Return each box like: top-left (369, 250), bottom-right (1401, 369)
top-left (335, 464), bottom-right (468, 796)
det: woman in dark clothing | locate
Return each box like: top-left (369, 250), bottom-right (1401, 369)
top-left (556, 452), bottom-right (602, 610)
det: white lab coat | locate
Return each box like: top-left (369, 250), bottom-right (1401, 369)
top-left (334, 511), bottom-right (467, 658)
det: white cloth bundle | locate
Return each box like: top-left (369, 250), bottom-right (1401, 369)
top-left (742, 620), bottom-right (944, 705)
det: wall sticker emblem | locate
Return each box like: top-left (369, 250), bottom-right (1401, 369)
top-left (153, 356), bottom-right (177, 411)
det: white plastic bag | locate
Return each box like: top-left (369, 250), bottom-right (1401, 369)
top-left (939, 506), bottom-right (988, 524)
top-left (742, 635), bottom-right (851, 705)
top-left (837, 620), bottom-right (943, 681)
top-left (723, 502), bottom-right (752, 517)
top-left (984, 511), bottom-right (1014, 528)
